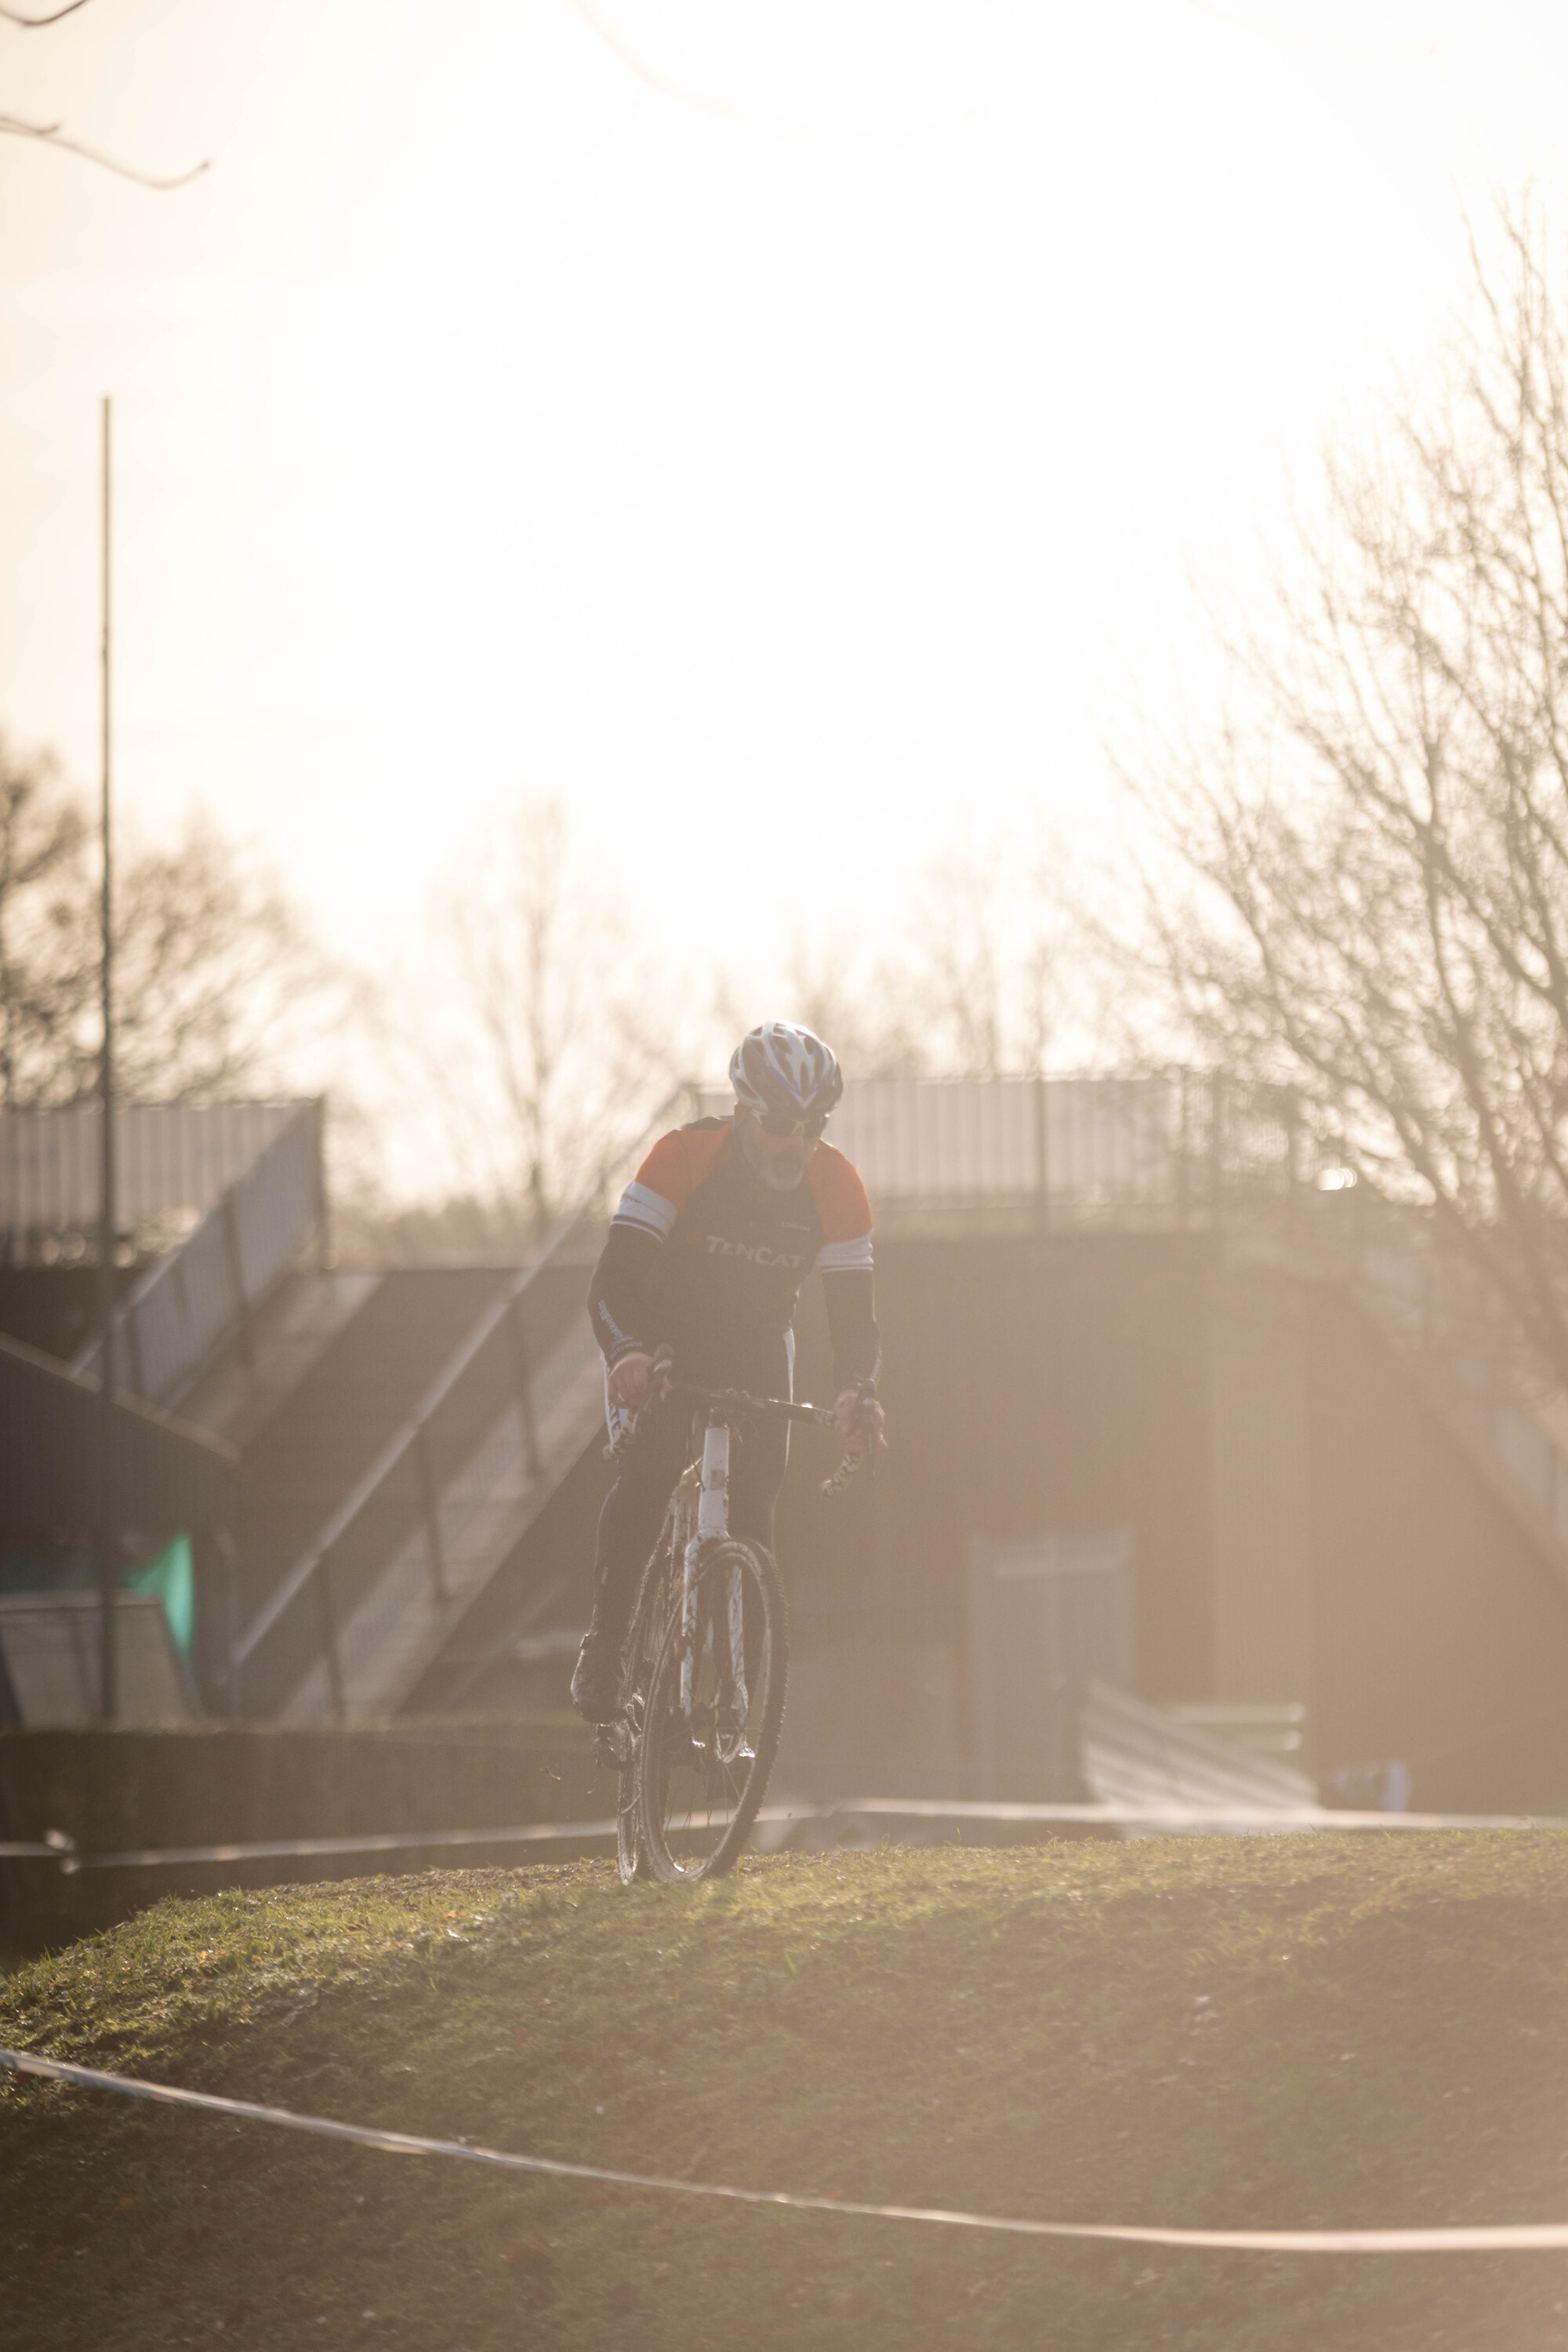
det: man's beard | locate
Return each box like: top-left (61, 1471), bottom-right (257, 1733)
top-left (737, 1116), bottom-right (808, 1191)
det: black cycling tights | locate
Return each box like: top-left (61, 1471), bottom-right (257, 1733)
top-left (592, 1330), bottom-right (793, 1636)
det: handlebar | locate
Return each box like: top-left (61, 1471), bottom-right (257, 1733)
top-left (662, 1381), bottom-right (840, 1431)
top-left (606, 1355), bottom-right (879, 1497)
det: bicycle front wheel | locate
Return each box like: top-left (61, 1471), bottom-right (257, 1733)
top-left (637, 1539), bottom-right (788, 1882)
top-left (615, 1515), bottom-right (679, 1886)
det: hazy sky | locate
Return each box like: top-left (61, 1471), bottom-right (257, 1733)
top-left (0, 0), bottom-right (1563, 985)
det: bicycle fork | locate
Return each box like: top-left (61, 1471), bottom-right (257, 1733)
top-left (679, 1423), bottom-right (749, 1726)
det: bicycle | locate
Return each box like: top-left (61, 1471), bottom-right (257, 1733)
top-left (598, 1353), bottom-right (876, 1885)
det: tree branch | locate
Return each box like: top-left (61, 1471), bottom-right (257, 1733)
top-left (0, 110), bottom-right (207, 188)
top-left (0, 0), bottom-right (93, 23)
top-left (563, 0), bottom-right (976, 150)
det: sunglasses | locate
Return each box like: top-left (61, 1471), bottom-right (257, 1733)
top-left (758, 1109), bottom-right (828, 1141)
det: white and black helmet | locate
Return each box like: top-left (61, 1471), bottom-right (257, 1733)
top-left (730, 1022), bottom-right (844, 1128)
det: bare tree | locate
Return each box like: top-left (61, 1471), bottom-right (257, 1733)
top-left (898, 826), bottom-right (1093, 1076)
top-left (902, 839), bottom-right (1033, 1075)
top-left (1122, 198), bottom-right (1568, 1386)
top-left (718, 824), bottom-right (1105, 1090)
top-left (0, 737), bottom-right (91, 1107)
top-left (110, 816), bottom-right (328, 1102)
top-left (0, 734), bottom-right (328, 1109)
top-left (402, 797), bottom-right (684, 1240)
top-left (763, 921), bottom-right (927, 1080)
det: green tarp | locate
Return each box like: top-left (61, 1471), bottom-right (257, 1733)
top-left (124, 1534), bottom-right (194, 1658)
top-left (0, 1532), bottom-right (194, 1657)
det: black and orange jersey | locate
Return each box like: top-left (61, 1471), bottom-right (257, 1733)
top-left (586, 1116), bottom-right (880, 1392)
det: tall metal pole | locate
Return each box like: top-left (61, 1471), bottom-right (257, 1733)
top-left (96, 394), bottom-right (118, 1726)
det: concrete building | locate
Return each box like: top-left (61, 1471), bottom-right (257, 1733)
top-left (2, 1082), bottom-right (1565, 1813)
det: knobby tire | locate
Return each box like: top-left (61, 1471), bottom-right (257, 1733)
top-left (614, 1511), bottom-right (677, 1885)
top-left (637, 1539), bottom-right (788, 1883)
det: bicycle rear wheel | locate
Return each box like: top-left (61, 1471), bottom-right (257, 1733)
top-left (637, 1539), bottom-right (788, 1882)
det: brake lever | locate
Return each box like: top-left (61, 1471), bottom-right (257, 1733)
top-left (820, 1387), bottom-right (881, 1497)
top-left (604, 1347), bottom-right (677, 1461)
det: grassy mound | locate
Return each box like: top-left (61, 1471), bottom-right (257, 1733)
top-left (5, 1835), bottom-right (1568, 2349)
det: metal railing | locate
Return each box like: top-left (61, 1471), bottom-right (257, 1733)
top-left (1, 1098), bottom-right (305, 1247)
top-left (693, 1072), bottom-right (1324, 1225)
top-left (74, 1099), bottom-right (325, 1410)
top-left (230, 1086), bottom-right (695, 1718)
top-left (795, 1073), bottom-right (1568, 1582)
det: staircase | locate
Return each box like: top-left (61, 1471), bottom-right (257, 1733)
top-left (274, 1268), bottom-right (604, 1720)
top-left (226, 1090), bottom-right (693, 1722)
top-left (219, 1269), bottom-right (507, 1712)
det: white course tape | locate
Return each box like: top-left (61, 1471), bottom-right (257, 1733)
top-left (3, 2045), bottom-right (1566, 2254)
top-left (835, 1798), bottom-right (1568, 1833)
top-left (60, 1820), bottom-right (619, 1874)
top-left (20, 1801), bottom-right (1565, 1877)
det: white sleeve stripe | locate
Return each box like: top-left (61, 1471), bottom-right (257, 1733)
top-left (613, 1181), bottom-right (677, 1239)
top-left (816, 1235), bottom-right (873, 1273)
top-left (612, 1210), bottom-right (670, 1242)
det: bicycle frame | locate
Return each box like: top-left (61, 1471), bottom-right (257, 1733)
top-left (608, 1366), bottom-right (873, 1744)
top-left (610, 1369), bottom-right (876, 1880)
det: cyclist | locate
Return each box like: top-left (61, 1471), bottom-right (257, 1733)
top-left (571, 1021), bottom-right (886, 1723)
